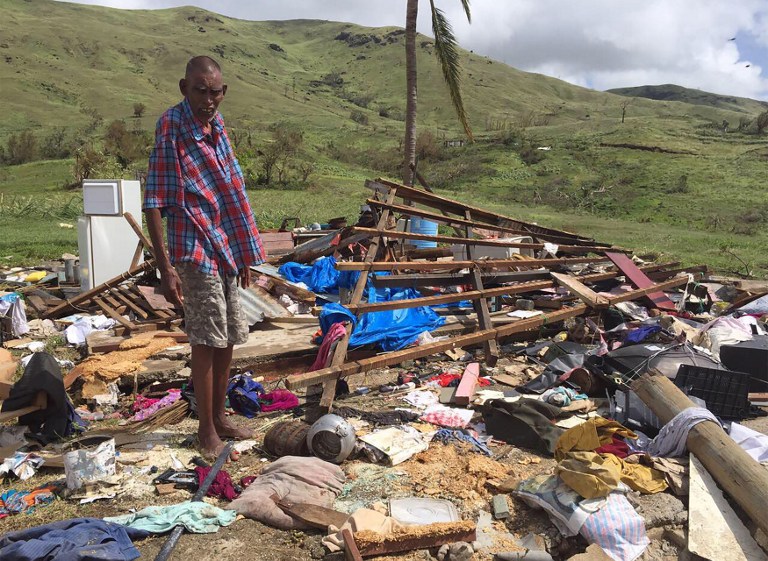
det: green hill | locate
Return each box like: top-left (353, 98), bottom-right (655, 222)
top-left (2, 0), bottom-right (768, 277)
top-left (607, 84), bottom-right (768, 115)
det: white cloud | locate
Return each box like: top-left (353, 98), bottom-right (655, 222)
top-left (59, 0), bottom-right (768, 99)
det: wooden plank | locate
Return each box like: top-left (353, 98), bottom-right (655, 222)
top-left (688, 455), bottom-right (768, 561)
top-left (110, 288), bottom-right (150, 319)
top-left (368, 179), bottom-right (597, 245)
top-left (343, 529), bottom-right (364, 561)
top-left (0, 390), bottom-right (47, 423)
top-left (43, 259), bottom-right (156, 318)
top-left (551, 272), bottom-right (609, 307)
top-left (277, 501), bottom-right (349, 530)
top-left (455, 362), bottom-right (480, 406)
top-left (606, 251), bottom-right (676, 310)
top-left (351, 227), bottom-right (623, 255)
top-left (464, 209), bottom-right (498, 364)
top-left (492, 374), bottom-right (521, 387)
top-left (607, 276), bottom-right (690, 305)
top-left (632, 375), bottom-right (768, 536)
top-left (129, 241), bottom-right (144, 270)
top-left (123, 212), bottom-right (155, 258)
top-left (370, 269), bottom-right (550, 288)
top-left (93, 297), bottom-right (136, 330)
top-left (101, 292), bottom-right (124, 310)
top-left (0, 380), bottom-right (12, 400)
top-left (354, 521), bottom-right (477, 557)
top-left (335, 257), bottom-right (606, 272)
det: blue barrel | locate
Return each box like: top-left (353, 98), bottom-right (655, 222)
top-left (408, 217), bottom-right (438, 248)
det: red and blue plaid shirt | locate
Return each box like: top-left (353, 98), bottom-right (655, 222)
top-left (143, 99), bottom-right (265, 276)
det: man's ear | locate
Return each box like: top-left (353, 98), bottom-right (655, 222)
top-left (222, 84), bottom-right (228, 97)
top-left (179, 78), bottom-right (187, 97)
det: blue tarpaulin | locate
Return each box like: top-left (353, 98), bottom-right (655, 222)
top-left (320, 285), bottom-right (445, 352)
top-left (278, 257), bottom-right (360, 294)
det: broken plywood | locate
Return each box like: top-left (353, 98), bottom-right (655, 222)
top-left (688, 455), bottom-right (768, 561)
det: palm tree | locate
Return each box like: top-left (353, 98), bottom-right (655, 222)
top-left (403, 0), bottom-right (473, 184)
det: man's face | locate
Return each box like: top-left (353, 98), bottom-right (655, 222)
top-left (180, 69), bottom-right (227, 124)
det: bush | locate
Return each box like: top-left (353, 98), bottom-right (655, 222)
top-left (41, 128), bottom-right (71, 160)
top-left (518, 140), bottom-right (546, 166)
top-left (416, 131), bottom-right (443, 162)
top-left (4, 130), bottom-right (38, 165)
top-left (350, 110), bottom-right (368, 126)
top-left (103, 120), bottom-right (150, 168)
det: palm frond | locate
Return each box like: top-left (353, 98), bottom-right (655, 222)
top-left (430, 0), bottom-right (473, 140)
top-left (459, 0), bottom-right (472, 23)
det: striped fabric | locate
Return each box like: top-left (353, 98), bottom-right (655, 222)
top-left (580, 492), bottom-right (649, 561)
top-left (144, 98), bottom-right (265, 275)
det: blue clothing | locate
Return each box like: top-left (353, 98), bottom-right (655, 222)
top-left (0, 517), bottom-right (147, 561)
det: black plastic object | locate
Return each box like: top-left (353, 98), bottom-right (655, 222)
top-left (720, 335), bottom-right (768, 392)
top-left (674, 364), bottom-right (751, 420)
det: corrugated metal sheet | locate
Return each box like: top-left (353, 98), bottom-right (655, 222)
top-left (238, 287), bottom-right (290, 325)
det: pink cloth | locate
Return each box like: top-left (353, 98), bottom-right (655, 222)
top-left (309, 322), bottom-right (348, 371)
top-left (131, 389), bottom-right (181, 421)
top-left (131, 395), bottom-right (160, 413)
top-left (260, 390), bottom-right (300, 412)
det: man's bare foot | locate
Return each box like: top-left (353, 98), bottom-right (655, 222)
top-left (197, 428), bottom-right (226, 461)
top-left (214, 417), bottom-right (254, 440)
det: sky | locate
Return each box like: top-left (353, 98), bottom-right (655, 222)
top-left (59, 0), bottom-right (768, 100)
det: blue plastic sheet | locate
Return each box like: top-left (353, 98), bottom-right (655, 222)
top-left (278, 257), bottom-right (361, 294)
top-left (320, 285), bottom-right (445, 352)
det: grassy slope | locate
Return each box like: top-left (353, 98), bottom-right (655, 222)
top-left (1, 0), bottom-right (767, 277)
top-left (608, 84), bottom-right (768, 114)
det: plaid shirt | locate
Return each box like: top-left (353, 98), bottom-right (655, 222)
top-left (143, 99), bottom-right (265, 276)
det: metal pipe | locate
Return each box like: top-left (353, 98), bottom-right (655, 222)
top-left (153, 441), bottom-right (234, 561)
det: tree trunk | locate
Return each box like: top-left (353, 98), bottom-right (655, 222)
top-left (403, 0), bottom-right (419, 186)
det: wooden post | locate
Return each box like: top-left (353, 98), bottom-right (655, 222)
top-left (632, 375), bottom-right (768, 535)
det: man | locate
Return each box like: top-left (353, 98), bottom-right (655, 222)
top-left (144, 56), bottom-right (264, 459)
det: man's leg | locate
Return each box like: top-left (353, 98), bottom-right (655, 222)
top-left (191, 344), bottom-right (225, 457)
top-left (212, 344), bottom-right (253, 439)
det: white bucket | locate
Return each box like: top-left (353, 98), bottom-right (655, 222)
top-left (63, 435), bottom-right (116, 490)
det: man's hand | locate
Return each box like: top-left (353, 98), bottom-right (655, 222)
top-left (160, 266), bottom-right (184, 308)
top-left (238, 267), bottom-right (251, 289)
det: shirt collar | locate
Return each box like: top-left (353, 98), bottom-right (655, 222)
top-left (181, 98), bottom-right (224, 141)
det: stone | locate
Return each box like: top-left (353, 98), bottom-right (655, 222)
top-left (632, 491), bottom-right (687, 529)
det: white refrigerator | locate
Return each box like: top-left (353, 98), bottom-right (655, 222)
top-left (77, 179), bottom-right (143, 291)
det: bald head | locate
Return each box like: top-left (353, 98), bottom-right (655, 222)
top-left (180, 56), bottom-right (227, 125)
top-left (185, 55), bottom-right (221, 79)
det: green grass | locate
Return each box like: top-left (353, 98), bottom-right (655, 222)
top-left (2, 0), bottom-right (768, 276)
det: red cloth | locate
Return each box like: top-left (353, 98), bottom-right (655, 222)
top-left (194, 466), bottom-right (239, 501)
top-left (594, 435), bottom-right (630, 459)
top-left (144, 98), bottom-right (265, 275)
top-left (310, 322), bottom-right (347, 371)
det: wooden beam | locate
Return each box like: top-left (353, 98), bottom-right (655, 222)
top-left (123, 212), bottom-right (155, 258)
top-left (350, 227), bottom-right (625, 255)
top-left (94, 297), bottom-right (136, 331)
top-left (335, 257), bottom-right (607, 272)
top-left (632, 375), bottom-right (768, 536)
top-left (370, 269), bottom-right (550, 288)
top-left (43, 259), bottom-right (156, 319)
top-left (111, 287), bottom-right (150, 319)
top-left (0, 390), bottom-right (47, 423)
top-left (606, 251), bottom-right (676, 310)
top-left (353, 521), bottom-right (477, 557)
top-left (455, 362), bottom-right (480, 406)
top-left (551, 272), bottom-right (609, 307)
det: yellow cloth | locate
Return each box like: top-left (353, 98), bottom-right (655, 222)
top-left (557, 451), bottom-right (668, 499)
top-left (24, 271), bottom-right (47, 283)
top-left (555, 416), bottom-right (637, 461)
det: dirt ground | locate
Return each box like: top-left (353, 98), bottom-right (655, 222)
top-left (2, 362), bottom-right (767, 561)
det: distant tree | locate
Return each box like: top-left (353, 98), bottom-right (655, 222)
top-left (620, 99), bottom-right (632, 124)
top-left (41, 127), bottom-right (70, 160)
top-left (4, 130), bottom-right (38, 165)
top-left (403, 0), bottom-right (473, 184)
top-left (103, 119), bottom-right (149, 168)
top-left (738, 117), bottom-right (752, 132)
top-left (133, 103), bottom-right (146, 118)
top-left (757, 111), bottom-right (768, 134)
top-left (260, 123), bottom-right (303, 185)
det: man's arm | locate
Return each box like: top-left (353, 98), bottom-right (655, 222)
top-left (145, 208), bottom-right (183, 307)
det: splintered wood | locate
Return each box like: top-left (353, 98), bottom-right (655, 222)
top-left (354, 520), bottom-right (476, 557)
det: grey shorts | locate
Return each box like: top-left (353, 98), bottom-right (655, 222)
top-left (175, 262), bottom-right (249, 348)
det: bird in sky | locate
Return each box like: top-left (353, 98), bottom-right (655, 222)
top-left (728, 37), bottom-right (736, 41)
top-left (746, 64), bottom-right (751, 68)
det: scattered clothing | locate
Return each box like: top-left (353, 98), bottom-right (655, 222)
top-left (105, 501), bottom-right (236, 534)
top-left (194, 466), bottom-right (239, 501)
top-left (429, 373), bottom-right (491, 388)
top-left (260, 390), bottom-right (299, 413)
top-left (594, 435), bottom-right (630, 459)
top-left (0, 517), bottom-right (148, 561)
top-left (63, 315), bottom-right (116, 346)
top-left (0, 352), bottom-right (86, 442)
top-left (729, 422), bottom-right (768, 462)
top-left (541, 387), bottom-right (588, 407)
top-left (483, 399), bottom-right (570, 455)
top-left (557, 451), bottom-right (667, 499)
top-left (226, 374), bottom-right (265, 418)
top-left (433, 428), bottom-right (492, 456)
top-left (420, 403), bottom-right (474, 428)
top-left (333, 406), bottom-right (419, 426)
top-left (130, 389), bottom-right (181, 422)
top-left (555, 417), bottom-right (637, 461)
top-left (645, 407), bottom-right (719, 458)
top-left (0, 293), bottom-right (29, 337)
top-left (229, 456), bottom-right (346, 530)
top-left (0, 484), bottom-right (58, 518)
top-left (310, 321), bottom-right (347, 371)
top-left (580, 492), bottom-right (649, 561)
top-left (402, 389), bottom-right (439, 409)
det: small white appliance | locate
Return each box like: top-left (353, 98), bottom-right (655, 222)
top-left (78, 179), bottom-right (143, 291)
